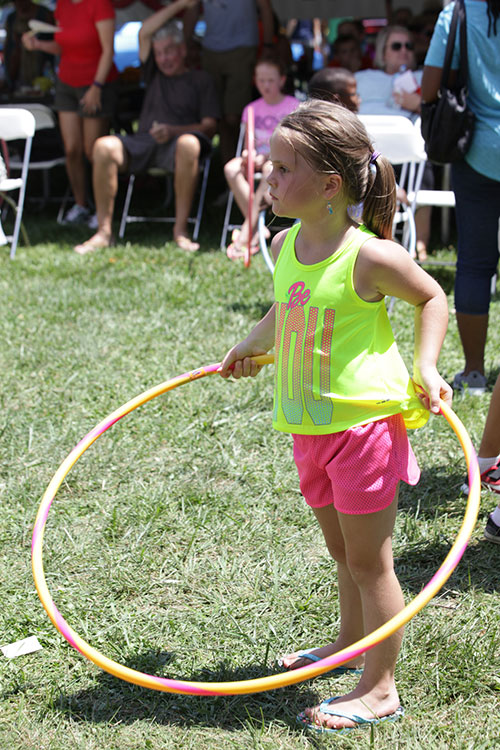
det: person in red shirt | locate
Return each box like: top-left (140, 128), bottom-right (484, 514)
top-left (23, 0), bottom-right (118, 225)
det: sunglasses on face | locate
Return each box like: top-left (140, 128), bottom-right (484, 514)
top-left (389, 41), bottom-right (414, 51)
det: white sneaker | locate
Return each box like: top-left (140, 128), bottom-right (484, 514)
top-left (87, 213), bottom-right (98, 230)
top-left (452, 370), bottom-right (487, 395)
top-left (61, 204), bottom-right (91, 225)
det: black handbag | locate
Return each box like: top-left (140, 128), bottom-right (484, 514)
top-left (420, 0), bottom-right (475, 164)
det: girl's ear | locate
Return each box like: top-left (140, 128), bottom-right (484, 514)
top-left (324, 173), bottom-right (343, 201)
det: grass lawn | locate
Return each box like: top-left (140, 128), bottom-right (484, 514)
top-left (1, 202), bottom-right (499, 750)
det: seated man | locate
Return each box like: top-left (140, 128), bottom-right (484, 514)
top-left (75, 0), bottom-right (220, 255)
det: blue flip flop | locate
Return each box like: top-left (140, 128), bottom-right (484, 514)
top-left (297, 696), bottom-right (404, 735)
top-left (278, 649), bottom-right (363, 675)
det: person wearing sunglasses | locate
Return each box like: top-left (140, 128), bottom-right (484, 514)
top-left (355, 25), bottom-right (432, 262)
top-left (355, 26), bottom-right (421, 117)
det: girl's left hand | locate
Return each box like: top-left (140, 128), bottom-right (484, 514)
top-left (413, 366), bottom-right (453, 414)
top-left (80, 85), bottom-right (102, 115)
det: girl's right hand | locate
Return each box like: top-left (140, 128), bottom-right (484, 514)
top-left (219, 343), bottom-right (268, 379)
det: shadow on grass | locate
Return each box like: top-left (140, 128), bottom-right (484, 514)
top-left (422, 265), bottom-right (456, 296)
top-left (396, 465), bottom-right (500, 594)
top-left (395, 538), bottom-right (500, 595)
top-left (53, 655), bottom-right (332, 731)
top-left (227, 301), bottom-right (271, 320)
top-left (399, 467), bottom-right (471, 518)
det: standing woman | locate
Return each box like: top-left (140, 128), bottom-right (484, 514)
top-left (23, 0), bottom-right (118, 225)
top-left (422, 0), bottom-right (500, 394)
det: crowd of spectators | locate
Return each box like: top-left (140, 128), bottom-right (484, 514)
top-left (4, 0), bottom-right (443, 253)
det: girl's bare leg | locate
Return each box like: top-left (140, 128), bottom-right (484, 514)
top-left (280, 503), bottom-right (365, 669)
top-left (224, 157), bottom-right (249, 217)
top-left (302, 489), bottom-right (404, 730)
top-left (226, 161), bottom-right (273, 250)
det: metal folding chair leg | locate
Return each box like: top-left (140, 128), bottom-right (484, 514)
top-left (119, 155), bottom-right (211, 241)
top-left (118, 174), bottom-right (136, 239)
top-left (1, 194), bottom-right (30, 248)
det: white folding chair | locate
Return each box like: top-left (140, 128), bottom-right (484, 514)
top-left (118, 152), bottom-right (211, 242)
top-left (358, 114), bottom-right (427, 259)
top-left (409, 124), bottom-right (456, 246)
top-left (0, 108), bottom-right (35, 259)
top-left (5, 104), bottom-right (66, 211)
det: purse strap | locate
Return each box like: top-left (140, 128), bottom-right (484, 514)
top-left (441, 0), bottom-right (469, 91)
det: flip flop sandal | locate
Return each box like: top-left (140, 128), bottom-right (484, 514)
top-left (278, 649), bottom-right (363, 675)
top-left (297, 696), bottom-right (404, 735)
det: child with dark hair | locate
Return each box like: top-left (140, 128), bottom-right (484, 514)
top-left (308, 67), bottom-right (360, 111)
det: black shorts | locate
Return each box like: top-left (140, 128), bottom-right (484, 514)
top-left (118, 131), bottom-right (212, 174)
top-left (53, 78), bottom-right (118, 120)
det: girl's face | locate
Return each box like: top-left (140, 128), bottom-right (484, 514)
top-left (267, 129), bottom-right (325, 218)
top-left (383, 31), bottom-right (415, 74)
top-left (255, 63), bottom-right (285, 104)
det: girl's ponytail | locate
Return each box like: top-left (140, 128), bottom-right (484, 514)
top-left (362, 154), bottom-right (396, 240)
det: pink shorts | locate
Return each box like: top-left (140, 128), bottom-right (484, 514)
top-left (292, 414), bottom-right (420, 515)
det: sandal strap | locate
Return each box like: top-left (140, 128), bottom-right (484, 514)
top-left (318, 697), bottom-right (403, 725)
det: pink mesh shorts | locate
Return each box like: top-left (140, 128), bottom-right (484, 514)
top-left (292, 414), bottom-right (420, 515)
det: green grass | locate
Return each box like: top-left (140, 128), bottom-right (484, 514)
top-left (1, 205), bottom-right (499, 750)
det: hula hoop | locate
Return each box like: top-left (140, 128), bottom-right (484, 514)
top-left (245, 107), bottom-right (255, 269)
top-left (32, 356), bottom-right (481, 696)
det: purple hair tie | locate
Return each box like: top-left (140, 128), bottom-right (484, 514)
top-left (370, 151), bottom-right (381, 164)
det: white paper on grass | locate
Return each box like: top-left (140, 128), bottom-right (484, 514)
top-left (1, 635), bottom-right (43, 658)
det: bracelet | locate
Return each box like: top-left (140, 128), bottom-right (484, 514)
top-left (93, 80), bottom-right (104, 89)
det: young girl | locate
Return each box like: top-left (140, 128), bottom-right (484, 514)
top-left (224, 56), bottom-right (298, 260)
top-left (220, 99), bottom-right (452, 734)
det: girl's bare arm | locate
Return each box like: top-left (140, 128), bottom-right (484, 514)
top-left (355, 238), bottom-right (452, 413)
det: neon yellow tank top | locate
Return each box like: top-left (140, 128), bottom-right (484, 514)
top-left (272, 223), bottom-right (428, 434)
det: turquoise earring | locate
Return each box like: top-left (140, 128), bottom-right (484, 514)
top-left (327, 201), bottom-right (333, 215)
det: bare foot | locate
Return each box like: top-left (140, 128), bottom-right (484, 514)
top-left (279, 644), bottom-right (364, 671)
top-left (174, 234), bottom-right (199, 253)
top-left (299, 686), bottom-right (401, 732)
top-left (74, 232), bottom-right (112, 256)
top-left (226, 241), bottom-right (259, 261)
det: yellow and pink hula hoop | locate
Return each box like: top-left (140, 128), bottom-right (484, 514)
top-left (244, 106), bottom-right (255, 269)
top-left (32, 355), bottom-right (481, 696)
